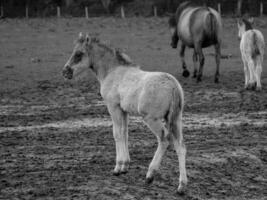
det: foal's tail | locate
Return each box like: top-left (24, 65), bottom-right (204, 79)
top-left (252, 31), bottom-right (261, 59)
top-left (167, 85), bottom-right (184, 141)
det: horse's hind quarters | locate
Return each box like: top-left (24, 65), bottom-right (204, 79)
top-left (62, 65), bottom-right (73, 79)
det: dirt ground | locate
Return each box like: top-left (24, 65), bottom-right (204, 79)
top-left (0, 17), bottom-right (267, 200)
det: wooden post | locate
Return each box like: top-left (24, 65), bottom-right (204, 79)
top-left (25, 5), bottom-right (29, 18)
top-left (0, 5), bottom-right (3, 17)
top-left (57, 6), bottom-right (61, 18)
top-left (217, 3), bottom-right (221, 15)
top-left (260, 1), bottom-right (263, 16)
top-left (85, 7), bottom-right (89, 19)
top-left (120, 5), bottom-right (125, 18)
top-left (153, 6), bottom-right (157, 17)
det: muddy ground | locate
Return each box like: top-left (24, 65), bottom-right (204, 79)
top-left (0, 17), bottom-right (267, 200)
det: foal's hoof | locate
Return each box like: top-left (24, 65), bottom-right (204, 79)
top-left (256, 87), bottom-right (262, 92)
top-left (177, 182), bottom-right (187, 195)
top-left (247, 82), bottom-right (256, 90)
top-left (145, 176), bottom-right (154, 184)
top-left (214, 77), bottom-right (219, 83)
top-left (182, 70), bottom-right (190, 78)
top-left (112, 170), bottom-right (121, 176)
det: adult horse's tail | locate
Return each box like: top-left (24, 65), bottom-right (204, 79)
top-left (252, 31), bottom-right (261, 58)
top-left (205, 11), bottom-right (219, 42)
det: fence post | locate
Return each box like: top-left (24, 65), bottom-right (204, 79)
top-left (260, 1), bottom-right (263, 16)
top-left (85, 7), bottom-right (89, 19)
top-left (57, 6), bottom-right (61, 18)
top-left (153, 6), bottom-right (157, 17)
top-left (121, 5), bottom-right (125, 18)
top-left (0, 5), bottom-right (3, 17)
top-left (25, 4), bottom-right (29, 18)
top-left (218, 3), bottom-right (221, 15)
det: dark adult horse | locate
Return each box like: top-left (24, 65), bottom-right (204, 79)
top-left (169, 1), bottom-right (222, 83)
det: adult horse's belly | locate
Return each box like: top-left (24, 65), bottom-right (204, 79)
top-left (177, 7), bottom-right (199, 47)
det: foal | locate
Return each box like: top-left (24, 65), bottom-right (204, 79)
top-left (62, 33), bottom-right (188, 194)
top-left (238, 18), bottom-right (265, 90)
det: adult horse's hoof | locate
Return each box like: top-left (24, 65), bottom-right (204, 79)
top-left (145, 176), bottom-right (154, 184)
top-left (197, 76), bottom-right (202, 82)
top-left (214, 77), bottom-right (219, 83)
top-left (182, 70), bottom-right (190, 78)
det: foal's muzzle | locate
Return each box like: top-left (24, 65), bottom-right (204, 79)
top-left (62, 65), bottom-right (73, 79)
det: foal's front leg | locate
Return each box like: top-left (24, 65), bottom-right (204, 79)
top-left (108, 105), bottom-right (130, 175)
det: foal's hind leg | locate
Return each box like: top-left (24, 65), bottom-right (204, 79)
top-left (214, 42), bottom-right (221, 83)
top-left (108, 105), bottom-right (130, 175)
top-left (143, 117), bottom-right (170, 183)
top-left (255, 57), bottom-right (263, 91)
top-left (169, 113), bottom-right (187, 194)
top-left (180, 43), bottom-right (190, 77)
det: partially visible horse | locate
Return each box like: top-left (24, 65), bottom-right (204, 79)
top-left (237, 18), bottom-right (265, 91)
top-left (62, 33), bottom-right (188, 194)
top-left (169, 1), bottom-right (222, 83)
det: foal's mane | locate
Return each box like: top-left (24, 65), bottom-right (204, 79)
top-left (242, 19), bottom-right (253, 31)
top-left (91, 37), bottom-right (133, 66)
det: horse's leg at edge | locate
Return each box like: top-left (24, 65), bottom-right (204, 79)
top-left (242, 55), bottom-right (249, 89)
top-left (108, 105), bottom-right (130, 175)
top-left (192, 50), bottom-right (198, 78)
top-left (255, 56), bottom-right (263, 91)
top-left (247, 58), bottom-right (256, 90)
top-left (170, 112), bottom-right (187, 194)
top-left (195, 43), bottom-right (205, 82)
top-left (214, 41), bottom-right (221, 83)
top-left (143, 117), bottom-right (170, 183)
top-left (180, 43), bottom-right (190, 77)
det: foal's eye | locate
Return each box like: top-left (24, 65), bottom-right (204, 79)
top-left (74, 51), bottom-right (83, 63)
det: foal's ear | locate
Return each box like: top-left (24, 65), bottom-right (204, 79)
top-left (78, 32), bottom-right (85, 43)
top-left (85, 33), bottom-right (91, 44)
top-left (248, 17), bottom-right (254, 24)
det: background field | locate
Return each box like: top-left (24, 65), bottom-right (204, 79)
top-left (0, 17), bottom-right (267, 200)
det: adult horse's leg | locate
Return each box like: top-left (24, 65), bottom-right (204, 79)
top-left (214, 42), bottom-right (221, 83)
top-left (192, 50), bottom-right (198, 78)
top-left (108, 105), bottom-right (130, 175)
top-left (195, 43), bottom-right (205, 82)
top-left (180, 43), bottom-right (190, 77)
top-left (143, 117), bottom-right (170, 183)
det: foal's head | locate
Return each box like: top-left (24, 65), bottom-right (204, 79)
top-left (62, 33), bottom-right (93, 79)
top-left (237, 18), bottom-right (254, 39)
top-left (62, 33), bottom-right (133, 80)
